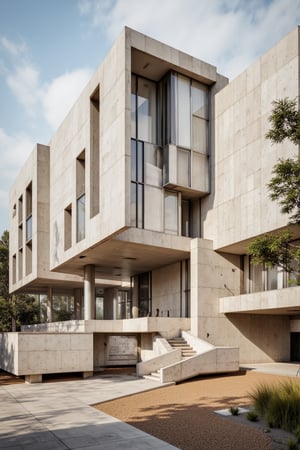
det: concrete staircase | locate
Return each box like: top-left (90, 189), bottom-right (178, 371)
top-left (143, 370), bottom-right (161, 382)
top-left (167, 337), bottom-right (197, 359)
top-left (138, 331), bottom-right (239, 384)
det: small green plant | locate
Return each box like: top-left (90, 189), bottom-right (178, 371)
top-left (249, 383), bottom-right (273, 416)
top-left (246, 410), bottom-right (258, 422)
top-left (294, 424), bottom-right (300, 443)
top-left (287, 437), bottom-right (297, 450)
top-left (229, 406), bottom-right (239, 416)
top-left (249, 381), bottom-right (300, 432)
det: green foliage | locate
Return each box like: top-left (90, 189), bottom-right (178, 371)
top-left (249, 381), bottom-right (300, 433)
top-left (247, 230), bottom-right (300, 279)
top-left (248, 97), bottom-right (300, 274)
top-left (11, 295), bottom-right (40, 330)
top-left (0, 297), bottom-right (13, 331)
top-left (229, 406), bottom-right (239, 416)
top-left (287, 438), bottom-right (298, 450)
top-left (294, 425), bottom-right (300, 443)
top-left (250, 383), bottom-right (273, 416)
top-left (246, 410), bottom-right (258, 422)
top-left (0, 230), bottom-right (41, 331)
top-left (265, 98), bottom-right (300, 225)
top-left (267, 156), bottom-right (300, 225)
top-left (0, 230), bottom-right (9, 301)
top-left (265, 98), bottom-right (300, 146)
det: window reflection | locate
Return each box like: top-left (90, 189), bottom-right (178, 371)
top-left (76, 194), bottom-right (85, 242)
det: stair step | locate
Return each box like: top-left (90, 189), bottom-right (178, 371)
top-left (167, 337), bottom-right (197, 359)
top-left (144, 371), bottom-right (161, 382)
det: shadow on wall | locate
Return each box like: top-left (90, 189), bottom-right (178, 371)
top-left (0, 334), bottom-right (16, 374)
top-left (226, 313), bottom-right (291, 362)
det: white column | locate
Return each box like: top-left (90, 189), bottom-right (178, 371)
top-left (84, 265), bottom-right (95, 320)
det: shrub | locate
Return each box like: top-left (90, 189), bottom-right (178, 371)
top-left (229, 406), bottom-right (239, 416)
top-left (287, 438), bottom-right (297, 450)
top-left (246, 410), bottom-right (258, 422)
top-left (249, 383), bottom-right (274, 416)
top-left (294, 425), bottom-right (300, 443)
top-left (249, 381), bottom-right (300, 433)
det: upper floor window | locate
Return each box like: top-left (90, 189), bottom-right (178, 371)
top-left (76, 150), bottom-right (86, 242)
top-left (159, 72), bottom-right (209, 153)
top-left (131, 75), bottom-right (157, 144)
top-left (26, 182), bottom-right (32, 242)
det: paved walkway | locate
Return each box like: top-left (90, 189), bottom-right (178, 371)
top-left (0, 374), bottom-right (178, 450)
top-left (241, 362), bottom-right (300, 377)
top-left (1, 363), bottom-right (299, 450)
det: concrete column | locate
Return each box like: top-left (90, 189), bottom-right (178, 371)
top-left (113, 293), bottom-right (118, 320)
top-left (84, 265), bottom-right (95, 320)
top-left (47, 287), bottom-right (53, 322)
top-left (74, 288), bottom-right (82, 320)
top-left (132, 276), bottom-right (139, 318)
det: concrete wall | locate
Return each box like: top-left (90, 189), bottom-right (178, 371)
top-left (152, 262), bottom-right (182, 317)
top-left (190, 238), bottom-right (291, 362)
top-left (9, 144), bottom-right (82, 294)
top-left (205, 27), bottom-right (299, 251)
top-left (0, 332), bottom-right (93, 376)
top-left (49, 29), bottom-right (128, 270)
top-left (190, 238), bottom-right (241, 339)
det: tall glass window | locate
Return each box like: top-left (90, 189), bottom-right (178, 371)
top-left (159, 72), bottom-right (209, 152)
top-left (164, 191), bottom-right (178, 234)
top-left (191, 80), bottom-right (208, 153)
top-left (175, 74), bottom-right (191, 148)
top-left (131, 75), bottom-right (157, 144)
top-left (76, 194), bottom-right (85, 242)
top-left (76, 151), bottom-right (85, 242)
top-left (131, 140), bottom-right (144, 229)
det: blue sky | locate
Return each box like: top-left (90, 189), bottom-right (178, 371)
top-left (0, 0), bottom-right (300, 234)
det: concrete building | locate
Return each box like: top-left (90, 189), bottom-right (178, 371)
top-left (2, 26), bottom-right (300, 383)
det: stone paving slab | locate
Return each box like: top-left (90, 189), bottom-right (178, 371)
top-left (0, 375), bottom-right (179, 450)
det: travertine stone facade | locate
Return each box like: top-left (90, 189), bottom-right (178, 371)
top-left (6, 27), bottom-right (300, 377)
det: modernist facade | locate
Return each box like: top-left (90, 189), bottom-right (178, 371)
top-left (3, 26), bottom-right (300, 381)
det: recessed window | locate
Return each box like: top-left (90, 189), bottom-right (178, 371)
top-left (90, 85), bottom-right (100, 218)
top-left (76, 151), bottom-right (86, 242)
top-left (164, 191), bottom-right (178, 235)
top-left (76, 194), bottom-right (85, 242)
top-left (64, 204), bottom-right (72, 250)
top-left (26, 182), bottom-right (32, 242)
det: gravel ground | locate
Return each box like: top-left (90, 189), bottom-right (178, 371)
top-left (95, 371), bottom-right (298, 450)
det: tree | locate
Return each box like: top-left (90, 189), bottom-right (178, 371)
top-left (0, 230), bottom-right (40, 331)
top-left (266, 98), bottom-right (300, 225)
top-left (247, 98), bottom-right (300, 281)
top-left (0, 230), bottom-right (10, 301)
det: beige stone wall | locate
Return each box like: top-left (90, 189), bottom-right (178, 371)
top-left (0, 332), bottom-right (93, 376)
top-left (190, 238), bottom-right (291, 362)
top-left (205, 27), bottom-right (299, 251)
top-left (9, 144), bottom-right (82, 294)
top-left (49, 29), bottom-right (128, 270)
top-left (152, 262), bottom-right (182, 317)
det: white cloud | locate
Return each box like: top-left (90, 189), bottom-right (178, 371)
top-left (6, 64), bottom-right (41, 113)
top-left (0, 35), bottom-right (92, 130)
top-left (42, 68), bottom-right (92, 129)
top-left (78, 0), bottom-right (300, 79)
top-left (0, 128), bottom-right (35, 229)
top-left (0, 128), bottom-right (35, 180)
top-left (0, 36), bottom-right (27, 57)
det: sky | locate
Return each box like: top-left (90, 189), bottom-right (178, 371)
top-left (0, 0), bottom-right (300, 234)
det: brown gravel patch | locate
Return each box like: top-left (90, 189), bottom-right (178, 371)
top-left (95, 371), bottom-right (298, 450)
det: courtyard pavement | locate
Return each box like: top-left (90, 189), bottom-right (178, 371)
top-left (1, 363), bottom-right (299, 450)
top-left (0, 373), bottom-right (179, 450)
